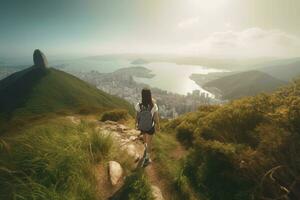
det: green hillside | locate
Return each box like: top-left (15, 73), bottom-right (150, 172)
top-left (203, 70), bottom-right (287, 100)
top-left (165, 79), bottom-right (300, 200)
top-left (0, 66), bottom-right (133, 126)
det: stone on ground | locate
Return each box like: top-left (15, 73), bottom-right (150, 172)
top-left (104, 120), bottom-right (118, 125)
top-left (151, 185), bottom-right (164, 200)
top-left (108, 161), bottom-right (123, 186)
top-left (122, 144), bottom-right (140, 160)
top-left (116, 124), bottom-right (128, 132)
top-left (66, 116), bottom-right (80, 124)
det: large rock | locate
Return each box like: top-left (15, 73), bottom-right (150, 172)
top-left (122, 144), bottom-right (140, 160)
top-left (151, 185), bottom-right (164, 200)
top-left (108, 161), bottom-right (123, 186)
top-left (33, 49), bottom-right (48, 68)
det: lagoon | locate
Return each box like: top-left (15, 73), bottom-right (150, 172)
top-left (133, 62), bottom-right (224, 96)
top-left (59, 58), bottom-right (225, 96)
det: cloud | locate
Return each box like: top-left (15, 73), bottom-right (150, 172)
top-left (181, 28), bottom-right (300, 58)
top-left (177, 17), bottom-right (200, 29)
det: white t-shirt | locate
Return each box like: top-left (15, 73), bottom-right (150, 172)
top-left (135, 103), bottom-right (159, 117)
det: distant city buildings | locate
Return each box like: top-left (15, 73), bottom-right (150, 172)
top-left (0, 66), bottom-right (223, 119)
top-left (68, 68), bottom-right (222, 119)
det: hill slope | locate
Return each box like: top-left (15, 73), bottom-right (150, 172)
top-left (258, 59), bottom-right (300, 81)
top-left (0, 66), bottom-right (133, 122)
top-left (203, 70), bottom-right (287, 100)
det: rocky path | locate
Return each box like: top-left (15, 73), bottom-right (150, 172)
top-left (145, 164), bottom-right (170, 200)
top-left (66, 116), bottom-right (167, 200)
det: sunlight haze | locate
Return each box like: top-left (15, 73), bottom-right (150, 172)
top-left (0, 0), bottom-right (299, 60)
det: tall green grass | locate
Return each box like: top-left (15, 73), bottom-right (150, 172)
top-left (0, 120), bottom-right (116, 200)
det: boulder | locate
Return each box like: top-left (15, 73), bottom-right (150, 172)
top-left (33, 49), bottom-right (48, 68)
top-left (151, 185), bottom-right (164, 200)
top-left (126, 129), bottom-right (140, 136)
top-left (120, 138), bottom-right (130, 145)
top-left (129, 136), bottom-right (137, 141)
top-left (123, 144), bottom-right (140, 160)
top-left (108, 161), bottom-right (123, 186)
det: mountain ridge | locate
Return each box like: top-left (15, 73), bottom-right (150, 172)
top-left (203, 70), bottom-right (287, 100)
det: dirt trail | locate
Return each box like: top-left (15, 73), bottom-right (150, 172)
top-left (66, 115), bottom-right (186, 200)
top-left (145, 136), bottom-right (188, 200)
top-left (145, 163), bottom-right (172, 199)
top-left (95, 164), bottom-right (124, 200)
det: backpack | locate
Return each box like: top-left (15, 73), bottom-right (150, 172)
top-left (137, 103), bottom-right (153, 132)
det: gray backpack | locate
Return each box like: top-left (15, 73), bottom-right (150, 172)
top-left (137, 104), bottom-right (153, 132)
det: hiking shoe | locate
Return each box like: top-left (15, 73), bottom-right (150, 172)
top-left (143, 158), bottom-right (152, 167)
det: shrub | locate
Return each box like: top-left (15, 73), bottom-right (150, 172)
top-left (100, 109), bottom-right (129, 122)
top-left (288, 97), bottom-right (300, 133)
top-left (175, 169), bottom-right (197, 200)
top-left (184, 140), bottom-right (254, 200)
top-left (198, 99), bottom-right (264, 147)
top-left (176, 122), bottom-right (195, 147)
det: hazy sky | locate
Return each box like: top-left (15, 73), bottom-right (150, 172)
top-left (0, 0), bottom-right (300, 60)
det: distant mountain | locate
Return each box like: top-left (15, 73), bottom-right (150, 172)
top-left (113, 66), bottom-right (154, 78)
top-left (190, 71), bottom-right (236, 86)
top-left (203, 70), bottom-right (287, 100)
top-left (256, 58), bottom-right (300, 81)
top-left (131, 58), bottom-right (149, 65)
top-left (0, 50), bottom-right (133, 124)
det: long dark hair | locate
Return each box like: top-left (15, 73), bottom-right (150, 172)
top-left (141, 88), bottom-right (153, 108)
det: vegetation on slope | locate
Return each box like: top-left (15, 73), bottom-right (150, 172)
top-left (0, 120), bottom-right (96, 199)
top-left (203, 70), bottom-right (287, 100)
top-left (165, 80), bottom-right (300, 200)
top-left (0, 118), bottom-right (138, 200)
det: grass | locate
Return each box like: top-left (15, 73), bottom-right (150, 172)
top-left (90, 130), bottom-right (115, 162)
top-left (0, 118), bottom-right (134, 200)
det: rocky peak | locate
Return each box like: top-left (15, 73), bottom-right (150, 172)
top-left (33, 49), bottom-right (48, 68)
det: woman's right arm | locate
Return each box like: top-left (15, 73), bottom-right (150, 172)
top-left (154, 112), bottom-right (160, 132)
top-left (135, 112), bottom-right (139, 129)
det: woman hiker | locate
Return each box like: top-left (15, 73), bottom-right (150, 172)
top-left (135, 88), bottom-right (160, 166)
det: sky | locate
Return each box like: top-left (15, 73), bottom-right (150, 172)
top-left (0, 0), bottom-right (300, 61)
